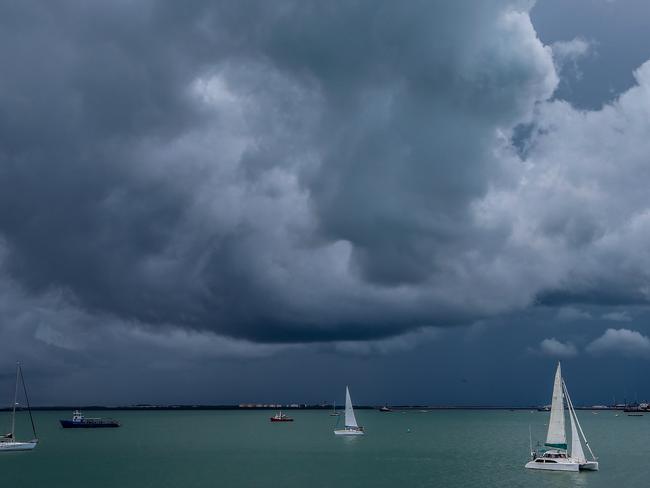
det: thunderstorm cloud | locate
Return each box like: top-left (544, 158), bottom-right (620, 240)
top-left (1, 0), bottom-right (650, 403)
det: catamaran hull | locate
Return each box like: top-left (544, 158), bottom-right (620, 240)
top-left (0, 441), bottom-right (38, 452)
top-left (334, 429), bottom-right (364, 436)
top-left (525, 460), bottom-right (579, 471)
top-left (525, 460), bottom-right (599, 472)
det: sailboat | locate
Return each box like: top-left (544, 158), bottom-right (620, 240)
top-left (330, 400), bottom-right (340, 416)
top-left (525, 363), bottom-right (598, 471)
top-left (0, 363), bottom-right (38, 452)
top-left (334, 386), bottom-right (364, 436)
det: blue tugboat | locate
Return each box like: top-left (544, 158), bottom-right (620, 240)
top-left (59, 410), bottom-right (121, 428)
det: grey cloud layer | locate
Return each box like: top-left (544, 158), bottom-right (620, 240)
top-left (492, 61), bottom-right (650, 307)
top-left (0, 0), bottom-right (648, 348)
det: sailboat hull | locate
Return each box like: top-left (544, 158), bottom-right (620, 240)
top-left (0, 441), bottom-right (38, 452)
top-left (334, 428), bottom-right (364, 436)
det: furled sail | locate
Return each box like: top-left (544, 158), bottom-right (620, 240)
top-left (344, 386), bottom-right (358, 428)
top-left (545, 362), bottom-right (567, 450)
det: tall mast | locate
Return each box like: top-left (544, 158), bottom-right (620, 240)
top-left (11, 363), bottom-right (19, 438)
top-left (19, 363), bottom-right (37, 439)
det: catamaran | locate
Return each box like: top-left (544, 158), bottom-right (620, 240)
top-left (525, 362), bottom-right (598, 472)
top-left (0, 363), bottom-right (38, 452)
top-left (334, 386), bottom-right (364, 436)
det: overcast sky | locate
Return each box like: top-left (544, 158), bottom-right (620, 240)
top-left (1, 0), bottom-right (650, 407)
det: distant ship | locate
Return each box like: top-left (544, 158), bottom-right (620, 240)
top-left (270, 411), bottom-right (293, 422)
top-left (379, 406), bottom-right (392, 412)
top-left (623, 402), bottom-right (648, 414)
top-left (60, 410), bottom-right (120, 428)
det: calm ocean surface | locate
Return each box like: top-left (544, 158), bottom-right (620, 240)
top-left (2, 409), bottom-right (649, 487)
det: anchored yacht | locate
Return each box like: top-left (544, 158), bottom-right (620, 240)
top-left (334, 386), bottom-right (364, 436)
top-left (525, 362), bottom-right (598, 472)
top-left (0, 363), bottom-right (38, 452)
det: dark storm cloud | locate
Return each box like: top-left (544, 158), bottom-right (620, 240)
top-left (0, 0), bottom-right (562, 343)
top-left (1, 0), bottom-right (650, 353)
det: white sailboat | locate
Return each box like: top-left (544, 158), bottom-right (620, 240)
top-left (0, 363), bottom-right (38, 452)
top-left (330, 400), bottom-right (340, 416)
top-left (334, 386), bottom-right (364, 436)
top-left (525, 362), bottom-right (598, 471)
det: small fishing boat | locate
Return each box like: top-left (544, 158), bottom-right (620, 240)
top-left (379, 406), bottom-right (392, 412)
top-left (334, 386), bottom-right (364, 436)
top-left (0, 363), bottom-right (38, 452)
top-left (270, 411), bottom-right (293, 422)
top-left (525, 363), bottom-right (598, 472)
top-left (60, 410), bottom-right (120, 428)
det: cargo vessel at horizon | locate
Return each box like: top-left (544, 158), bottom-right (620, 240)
top-left (60, 410), bottom-right (120, 428)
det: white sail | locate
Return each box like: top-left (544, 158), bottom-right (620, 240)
top-left (344, 386), bottom-right (358, 428)
top-left (569, 406), bottom-right (586, 463)
top-left (563, 379), bottom-right (596, 463)
top-left (545, 362), bottom-right (567, 449)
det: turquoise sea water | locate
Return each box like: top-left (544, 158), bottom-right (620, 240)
top-left (2, 409), bottom-right (649, 487)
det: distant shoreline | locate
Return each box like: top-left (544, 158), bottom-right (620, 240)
top-left (0, 405), bottom-right (626, 412)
